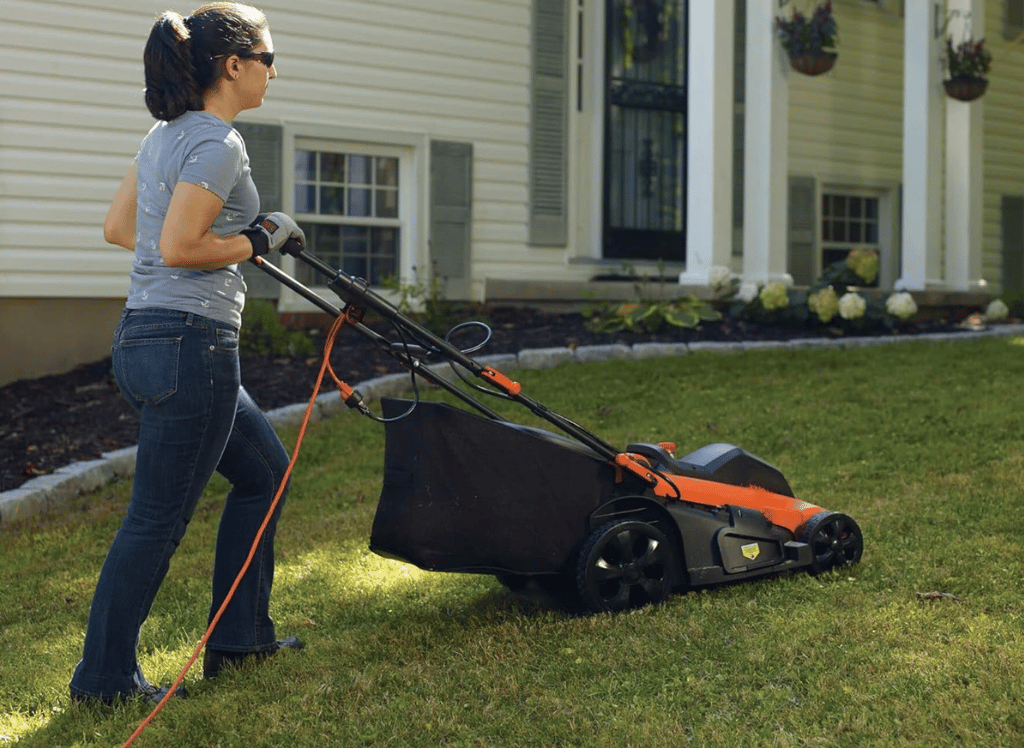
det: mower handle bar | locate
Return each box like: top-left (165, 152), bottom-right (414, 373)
top-left (252, 245), bottom-right (622, 462)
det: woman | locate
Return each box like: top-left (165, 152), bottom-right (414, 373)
top-left (70, 3), bottom-right (305, 705)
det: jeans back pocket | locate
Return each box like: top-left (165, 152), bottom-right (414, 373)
top-left (114, 332), bottom-right (182, 406)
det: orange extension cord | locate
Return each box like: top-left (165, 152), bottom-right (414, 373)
top-left (121, 313), bottom-right (351, 747)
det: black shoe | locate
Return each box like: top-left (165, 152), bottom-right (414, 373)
top-left (70, 683), bottom-right (187, 706)
top-left (203, 636), bottom-right (304, 679)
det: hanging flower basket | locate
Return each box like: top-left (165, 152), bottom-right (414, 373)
top-left (943, 36), bottom-right (991, 101)
top-left (943, 75), bottom-right (988, 102)
top-left (788, 50), bottom-right (838, 76)
top-left (776, 1), bottom-right (838, 76)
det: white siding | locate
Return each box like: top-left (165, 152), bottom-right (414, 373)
top-left (5, 0), bottom-right (1024, 302)
top-left (1, 0), bottom-right (163, 298)
top-left (1, 0), bottom-right (537, 299)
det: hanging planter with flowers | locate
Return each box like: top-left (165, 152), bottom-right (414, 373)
top-left (943, 36), bottom-right (992, 102)
top-left (775, 1), bottom-right (838, 76)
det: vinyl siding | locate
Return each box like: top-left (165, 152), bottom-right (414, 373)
top-left (787, 3), bottom-right (906, 184)
top-left (2, 0), bottom-right (180, 298)
top-left (4, 0), bottom-right (1024, 304)
top-left (0, 0), bottom-right (537, 299)
top-left (983, 0), bottom-right (1024, 287)
top-left (786, 0), bottom-right (1024, 290)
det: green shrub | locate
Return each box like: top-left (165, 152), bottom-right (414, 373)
top-left (240, 299), bottom-right (316, 358)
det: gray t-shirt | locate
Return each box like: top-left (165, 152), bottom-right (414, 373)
top-left (126, 110), bottom-right (259, 329)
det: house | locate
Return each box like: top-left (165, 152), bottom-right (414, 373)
top-left (2, 0), bottom-right (1023, 386)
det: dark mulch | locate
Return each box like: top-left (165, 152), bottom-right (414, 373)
top-left (0, 306), bottom-right (968, 493)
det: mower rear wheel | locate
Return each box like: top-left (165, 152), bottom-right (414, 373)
top-left (800, 511), bottom-right (863, 575)
top-left (576, 520), bottom-right (677, 613)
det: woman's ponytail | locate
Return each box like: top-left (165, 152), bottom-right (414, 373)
top-left (143, 12), bottom-right (203, 121)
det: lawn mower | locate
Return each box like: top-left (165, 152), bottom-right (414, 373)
top-left (254, 247), bottom-right (863, 613)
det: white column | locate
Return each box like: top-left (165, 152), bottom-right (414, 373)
top-left (742, 0), bottom-right (792, 285)
top-left (944, 0), bottom-right (986, 290)
top-left (679, 1), bottom-right (735, 286)
top-left (900, 0), bottom-right (945, 290)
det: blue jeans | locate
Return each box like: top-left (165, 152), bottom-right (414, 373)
top-left (70, 308), bottom-right (291, 700)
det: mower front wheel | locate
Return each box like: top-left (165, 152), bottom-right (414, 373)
top-left (576, 520), bottom-right (677, 613)
top-left (800, 511), bottom-right (863, 575)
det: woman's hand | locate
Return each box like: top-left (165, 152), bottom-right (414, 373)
top-left (242, 212), bottom-right (306, 257)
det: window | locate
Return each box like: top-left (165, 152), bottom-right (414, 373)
top-left (821, 192), bottom-right (881, 286)
top-left (293, 147), bottom-right (401, 285)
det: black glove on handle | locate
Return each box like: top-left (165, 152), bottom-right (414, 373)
top-left (279, 237), bottom-right (305, 257)
top-left (242, 212), bottom-right (306, 258)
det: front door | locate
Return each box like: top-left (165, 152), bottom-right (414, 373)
top-left (604, 0), bottom-right (688, 262)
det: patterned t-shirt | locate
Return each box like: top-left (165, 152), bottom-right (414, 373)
top-left (126, 110), bottom-right (260, 329)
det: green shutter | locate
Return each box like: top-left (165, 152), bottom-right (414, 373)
top-left (788, 176), bottom-right (817, 286)
top-left (732, 110), bottom-right (745, 257)
top-left (234, 122), bottom-right (283, 300)
top-left (733, 0), bottom-right (746, 257)
top-left (1002, 196), bottom-right (1024, 293)
top-left (529, 0), bottom-right (569, 246)
top-left (1005, 0), bottom-right (1024, 40)
top-left (430, 140), bottom-right (473, 299)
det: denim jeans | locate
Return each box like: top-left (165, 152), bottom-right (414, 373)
top-left (70, 308), bottom-right (291, 700)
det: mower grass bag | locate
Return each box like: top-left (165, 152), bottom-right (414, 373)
top-left (370, 398), bottom-right (616, 575)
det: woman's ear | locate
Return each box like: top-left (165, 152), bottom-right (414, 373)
top-left (224, 55), bottom-right (241, 81)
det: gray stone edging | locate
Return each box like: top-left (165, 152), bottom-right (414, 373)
top-left (3, 323), bottom-right (1023, 523)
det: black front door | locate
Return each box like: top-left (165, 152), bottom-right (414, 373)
top-left (604, 0), bottom-right (688, 262)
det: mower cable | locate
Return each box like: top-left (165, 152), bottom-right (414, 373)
top-left (120, 313), bottom-right (353, 748)
top-left (443, 320), bottom-right (493, 356)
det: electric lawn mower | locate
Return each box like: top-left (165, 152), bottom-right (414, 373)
top-left (254, 246), bottom-right (864, 613)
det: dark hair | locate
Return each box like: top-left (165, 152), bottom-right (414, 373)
top-left (143, 3), bottom-right (268, 121)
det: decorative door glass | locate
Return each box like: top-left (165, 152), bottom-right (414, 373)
top-left (604, 0), bottom-right (688, 262)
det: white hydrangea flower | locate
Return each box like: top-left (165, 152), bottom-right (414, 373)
top-left (737, 282), bottom-right (759, 303)
top-left (985, 299), bottom-right (1009, 321)
top-left (838, 292), bottom-right (867, 320)
top-left (885, 291), bottom-right (918, 321)
top-left (708, 265), bottom-right (733, 289)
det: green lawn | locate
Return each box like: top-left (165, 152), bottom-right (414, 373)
top-left (2, 337), bottom-right (1023, 747)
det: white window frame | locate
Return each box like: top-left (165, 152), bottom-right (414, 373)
top-left (818, 183), bottom-right (899, 288)
top-left (277, 122), bottom-right (429, 314)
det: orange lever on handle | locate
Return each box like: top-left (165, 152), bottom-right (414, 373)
top-left (481, 367), bottom-right (522, 396)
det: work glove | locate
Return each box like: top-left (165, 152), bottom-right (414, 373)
top-left (242, 212), bottom-right (306, 258)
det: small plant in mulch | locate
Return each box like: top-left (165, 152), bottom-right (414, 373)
top-left (583, 262), bottom-right (722, 333)
top-left (379, 264), bottom-right (472, 336)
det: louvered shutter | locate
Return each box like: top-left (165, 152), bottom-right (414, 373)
top-left (1005, 0), bottom-right (1024, 40)
top-left (234, 121), bottom-right (283, 300)
top-left (1002, 196), bottom-right (1024, 293)
top-left (529, 0), bottom-right (569, 246)
top-left (788, 176), bottom-right (817, 286)
top-left (733, 0), bottom-right (746, 257)
top-left (430, 140), bottom-right (473, 299)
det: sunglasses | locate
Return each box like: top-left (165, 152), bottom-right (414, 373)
top-left (236, 50), bottom-right (275, 67)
